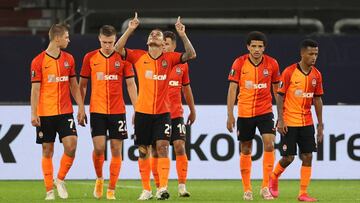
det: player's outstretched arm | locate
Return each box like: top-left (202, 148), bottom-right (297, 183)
top-left (175, 16), bottom-right (196, 62)
top-left (31, 83), bottom-right (41, 127)
top-left (69, 77), bottom-right (86, 126)
top-left (314, 96), bottom-right (324, 143)
top-left (226, 82), bottom-right (238, 133)
top-left (182, 85), bottom-right (196, 125)
top-left (114, 12), bottom-right (139, 57)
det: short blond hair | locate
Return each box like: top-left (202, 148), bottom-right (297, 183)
top-left (48, 23), bottom-right (69, 41)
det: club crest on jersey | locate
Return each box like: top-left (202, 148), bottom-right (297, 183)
top-left (312, 78), bottom-right (317, 87)
top-left (115, 61), bottom-right (120, 69)
top-left (161, 59), bottom-right (168, 68)
top-left (263, 68), bottom-right (269, 77)
top-left (64, 61), bottom-right (70, 69)
top-left (176, 66), bottom-right (182, 75)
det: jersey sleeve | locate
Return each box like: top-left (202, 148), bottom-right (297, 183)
top-left (182, 63), bottom-right (190, 85)
top-left (277, 68), bottom-right (292, 95)
top-left (271, 59), bottom-right (281, 83)
top-left (228, 58), bottom-right (243, 83)
top-left (80, 53), bottom-right (91, 78)
top-left (125, 48), bottom-right (145, 64)
top-left (314, 71), bottom-right (324, 96)
top-left (168, 52), bottom-right (183, 66)
top-left (123, 61), bottom-right (135, 78)
top-left (69, 55), bottom-right (76, 77)
top-left (31, 55), bottom-right (43, 83)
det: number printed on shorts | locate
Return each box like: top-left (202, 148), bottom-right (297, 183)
top-left (118, 120), bottom-right (127, 132)
top-left (68, 119), bottom-right (74, 129)
top-left (164, 124), bottom-right (171, 135)
top-left (177, 123), bottom-right (186, 135)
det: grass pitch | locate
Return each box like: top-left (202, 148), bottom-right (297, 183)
top-left (0, 180), bottom-right (359, 202)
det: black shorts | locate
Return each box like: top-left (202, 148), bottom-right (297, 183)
top-left (90, 113), bottom-right (128, 140)
top-left (170, 117), bottom-right (186, 144)
top-left (237, 112), bottom-right (275, 142)
top-left (36, 113), bottom-right (77, 144)
top-left (134, 112), bottom-right (171, 146)
top-left (280, 125), bottom-right (316, 156)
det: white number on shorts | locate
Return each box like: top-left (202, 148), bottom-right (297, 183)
top-left (118, 120), bottom-right (127, 132)
top-left (164, 124), bottom-right (171, 135)
top-left (177, 123), bottom-right (186, 134)
top-left (68, 119), bottom-right (74, 129)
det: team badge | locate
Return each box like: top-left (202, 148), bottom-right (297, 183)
top-left (31, 70), bottom-right (35, 78)
top-left (282, 144), bottom-right (287, 152)
top-left (161, 60), bottom-right (168, 68)
top-left (229, 69), bottom-right (235, 76)
top-left (64, 61), bottom-right (70, 69)
top-left (312, 78), bottom-right (317, 87)
top-left (176, 66), bottom-right (181, 75)
top-left (263, 68), bottom-right (269, 77)
top-left (38, 131), bottom-right (43, 138)
top-left (115, 61), bottom-right (120, 69)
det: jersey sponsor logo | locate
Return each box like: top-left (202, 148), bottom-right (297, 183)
top-left (96, 72), bottom-right (119, 80)
top-left (176, 66), bottom-right (182, 75)
top-left (115, 61), bottom-right (120, 69)
top-left (64, 61), bottom-right (70, 69)
top-left (169, 80), bottom-right (180, 86)
top-left (312, 78), bottom-right (317, 87)
top-left (263, 68), bottom-right (269, 77)
top-left (47, 75), bottom-right (69, 83)
top-left (145, 70), bottom-right (167, 80)
top-left (245, 81), bottom-right (267, 89)
top-left (295, 89), bottom-right (314, 98)
top-left (161, 59), bottom-right (168, 68)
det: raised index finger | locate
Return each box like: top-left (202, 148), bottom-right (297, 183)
top-left (134, 12), bottom-right (138, 19)
top-left (177, 16), bottom-right (181, 23)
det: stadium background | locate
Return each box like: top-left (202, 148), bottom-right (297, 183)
top-left (0, 0), bottom-right (359, 202)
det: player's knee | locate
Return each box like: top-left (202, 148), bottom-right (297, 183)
top-left (263, 142), bottom-right (274, 152)
top-left (157, 145), bottom-right (169, 157)
top-left (174, 142), bottom-right (186, 155)
top-left (138, 146), bottom-right (149, 159)
top-left (283, 155), bottom-right (295, 164)
top-left (240, 141), bottom-right (252, 155)
top-left (65, 145), bottom-right (77, 157)
top-left (300, 153), bottom-right (313, 165)
top-left (42, 144), bottom-right (54, 157)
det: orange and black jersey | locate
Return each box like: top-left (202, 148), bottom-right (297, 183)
top-left (228, 54), bottom-right (280, 118)
top-left (31, 51), bottom-right (76, 116)
top-left (278, 63), bottom-right (323, 127)
top-left (80, 49), bottom-right (135, 114)
top-left (168, 63), bottom-right (190, 119)
top-left (124, 48), bottom-right (183, 115)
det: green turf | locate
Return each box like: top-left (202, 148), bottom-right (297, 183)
top-left (0, 180), bottom-right (359, 202)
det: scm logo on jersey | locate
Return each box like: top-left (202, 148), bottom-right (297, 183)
top-left (47, 75), bottom-right (69, 83)
top-left (295, 89), bottom-right (314, 98)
